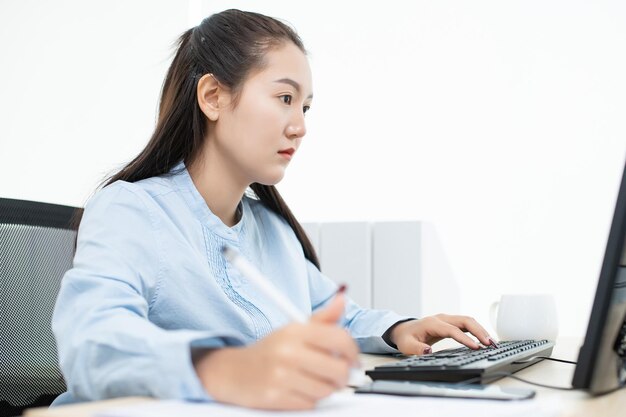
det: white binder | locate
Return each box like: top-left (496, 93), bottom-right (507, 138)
top-left (301, 221), bottom-right (460, 317)
top-left (318, 222), bottom-right (372, 309)
top-left (372, 222), bottom-right (422, 317)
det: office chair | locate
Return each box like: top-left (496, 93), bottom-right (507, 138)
top-left (0, 198), bottom-right (82, 416)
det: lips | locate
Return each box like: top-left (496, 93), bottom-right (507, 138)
top-left (278, 148), bottom-right (295, 161)
top-left (278, 148), bottom-right (295, 156)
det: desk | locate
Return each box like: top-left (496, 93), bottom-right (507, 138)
top-left (24, 337), bottom-right (626, 417)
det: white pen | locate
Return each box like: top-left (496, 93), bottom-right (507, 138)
top-left (221, 245), bottom-right (308, 323)
top-left (221, 245), bottom-right (367, 387)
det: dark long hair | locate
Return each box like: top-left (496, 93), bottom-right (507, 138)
top-left (86, 9), bottom-right (319, 268)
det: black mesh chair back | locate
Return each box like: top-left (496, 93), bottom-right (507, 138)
top-left (0, 198), bottom-right (82, 416)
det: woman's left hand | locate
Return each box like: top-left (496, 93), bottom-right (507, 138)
top-left (389, 314), bottom-right (494, 355)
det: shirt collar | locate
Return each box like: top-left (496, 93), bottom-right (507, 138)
top-left (170, 161), bottom-right (246, 241)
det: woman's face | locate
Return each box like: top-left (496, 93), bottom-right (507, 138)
top-left (211, 42), bottom-right (313, 186)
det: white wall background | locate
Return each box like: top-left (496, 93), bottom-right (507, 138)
top-left (1, 0), bottom-right (625, 338)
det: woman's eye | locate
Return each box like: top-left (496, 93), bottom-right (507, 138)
top-left (281, 95), bottom-right (292, 105)
top-left (303, 105), bottom-right (311, 114)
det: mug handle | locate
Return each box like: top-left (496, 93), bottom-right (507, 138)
top-left (489, 301), bottom-right (499, 329)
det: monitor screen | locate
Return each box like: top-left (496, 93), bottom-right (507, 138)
top-left (572, 158), bottom-right (626, 394)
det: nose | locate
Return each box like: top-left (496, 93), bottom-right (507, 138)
top-left (286, 111), bottom-right (306, 139)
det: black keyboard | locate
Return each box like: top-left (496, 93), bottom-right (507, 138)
top-left (366, 340), bottom-right (554, 384)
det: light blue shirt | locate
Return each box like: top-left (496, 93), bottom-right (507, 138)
top-left (52, 163), bottom-right (408, 405)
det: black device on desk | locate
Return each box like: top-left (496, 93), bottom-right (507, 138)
top-left (572, 157), bottom-right (626, 395)
top-left (366, 339), bottom-right (554, 384)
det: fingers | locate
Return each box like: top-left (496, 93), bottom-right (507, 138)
top-left (296, 347), bottom-right (352, 388)
top-left (303, 323), bottom-right (359, 365)
top-left (392, 314), bottom-right (494, 356)
top-left (265, 371), bottom-right (338, 410)
top-left (442, 324), bottom-right (481, 349)
top-left (259, 367), bottom-right (338, 410)
top-left (395, 337), bottom-right (432, 355)
top-left (437, 314), bottom-right (493, 346)
top-left (261, 325), bottom-right (352, 409)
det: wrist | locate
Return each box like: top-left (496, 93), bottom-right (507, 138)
top-left (382, 318), bottom-right (417, 349)
top-left (192, 347), bottom-right (239, 400)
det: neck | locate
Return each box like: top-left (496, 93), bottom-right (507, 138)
top-left (187, 150), bottom-right (248, 228)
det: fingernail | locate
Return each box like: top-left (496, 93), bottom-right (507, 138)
top-left (336, 284), bottom-right (347, 294)
top-left (423, 347), bottom-right (432, 355)
top-left (488, 337), bottom-right (500, 348)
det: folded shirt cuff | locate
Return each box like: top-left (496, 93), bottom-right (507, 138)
top-left (163, 330), bottom-right (245, 402)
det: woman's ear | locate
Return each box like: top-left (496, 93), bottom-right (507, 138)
top-left (197, 73), bottom-right (222, 121)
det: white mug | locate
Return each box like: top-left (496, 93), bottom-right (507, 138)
top-left (489, 294), bottom-right (559, 341)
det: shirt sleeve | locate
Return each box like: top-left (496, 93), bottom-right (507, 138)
top-left (305, 260), bottom-right (413, 354)
top-left (52, 183), bottom-right (244, 402)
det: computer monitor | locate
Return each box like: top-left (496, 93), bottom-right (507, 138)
top-left (572, 157), bottom-right (626, 395)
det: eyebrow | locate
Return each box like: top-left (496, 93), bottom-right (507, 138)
top-left (274, 78), bottom-right (313, 99)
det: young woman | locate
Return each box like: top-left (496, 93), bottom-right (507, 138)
top-left (52, 9), bottom-right (494, 410)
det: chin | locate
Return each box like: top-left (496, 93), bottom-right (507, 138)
top-left (256, 170), bottom-right (286, 186)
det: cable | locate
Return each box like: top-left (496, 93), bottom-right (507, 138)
top-left (455, 356), bottom-right (577, 389)
top-left (512, 356), bottom-right (577, 365)
top-left (457, 371), bottom-right (626, 394)
top-left (455, 372), bottom-right (577, 390)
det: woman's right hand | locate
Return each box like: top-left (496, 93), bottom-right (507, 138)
top-left (193, 293), bottom-right (359, 410)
